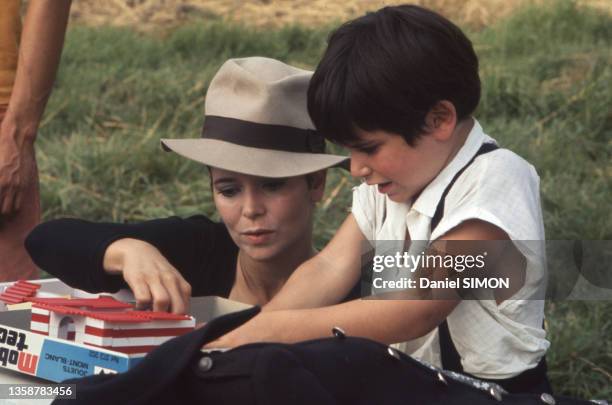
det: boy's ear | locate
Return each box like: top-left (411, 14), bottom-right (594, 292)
top-left (308, 170), bottom-right (327, 203)
top-left (425, 100), bottom-right (457, 141)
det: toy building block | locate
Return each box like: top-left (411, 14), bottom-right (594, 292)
top-left (30, 305), bottom-right (50, 335)
top-left (79, 311), bottom-right (195, 354)
top-left (29, 296), bottom-right (133, 310)
top-left (29, 297), bottom-right (195, 355)
top-left (0, 280), bottom-right (41, 305)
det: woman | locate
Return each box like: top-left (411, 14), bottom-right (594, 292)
top-left (25, 56), bottom-right (351, 314)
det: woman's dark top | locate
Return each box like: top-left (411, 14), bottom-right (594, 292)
top-left (25, 216), bottom-right (239, 297)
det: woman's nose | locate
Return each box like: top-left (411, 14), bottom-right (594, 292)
top-left (350, 154), bottom-right (372, 179)
top-left (242, 190), bottom-right (266, 219)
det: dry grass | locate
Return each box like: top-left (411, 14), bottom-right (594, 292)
top-left (65, 0), bottom-right (609, 30)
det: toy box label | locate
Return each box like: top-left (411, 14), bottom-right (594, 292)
top-left (0, 325), bottom-right (43, 376)
top-left (0, 281), bottom-right (249, 382)
top-left (0, 323), bottom-right (143, 382)
top-left (36, 340), bottom-right (139, 381)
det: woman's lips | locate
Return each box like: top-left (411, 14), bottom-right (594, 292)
top-left (242, 230), bottom-right (274, 245)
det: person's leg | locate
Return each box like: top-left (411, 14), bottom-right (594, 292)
top-left (0, 105), bottom-right (40, 281)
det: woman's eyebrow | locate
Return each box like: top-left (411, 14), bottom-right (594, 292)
top-left (213, 178), bottom-right (236, 186)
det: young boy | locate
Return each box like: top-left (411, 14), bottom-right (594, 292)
top-left (213, 5), bottom-right (550, 394)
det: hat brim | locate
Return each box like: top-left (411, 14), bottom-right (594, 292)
top-left (161, 138), bottom-right (349, 178)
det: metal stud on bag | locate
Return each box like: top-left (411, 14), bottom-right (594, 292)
top-left (540, 393), bottom-right (556, 405)
top-left (197, 356), bottom-right (214, 373)
top-left (436, 371), bottom-right (448, 386)
top-left (387, 347), bottom-right (400, 359)
top-left (489, 386), bottom-right (503, 401)
top-left (331, 326), bottom-right (346, 338)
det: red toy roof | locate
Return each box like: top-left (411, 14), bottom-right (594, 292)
top-left (33, 302), bottom-right (192, 323)
top-left (30, 296), bottom-right (133, 309)
top-left (0, 280), bottom-right (41, 304)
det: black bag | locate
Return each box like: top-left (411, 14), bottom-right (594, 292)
top-left (53, 307), bottom-right (595, 405)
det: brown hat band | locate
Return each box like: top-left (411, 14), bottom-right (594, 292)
top-left (202, 115), bottom-right (325, 154)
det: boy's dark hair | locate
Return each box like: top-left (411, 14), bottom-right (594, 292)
top-left (308, 5), bottom-right (480, 146)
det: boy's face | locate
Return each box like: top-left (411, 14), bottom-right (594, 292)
top-left (347, 128), bottom-right (453, 203)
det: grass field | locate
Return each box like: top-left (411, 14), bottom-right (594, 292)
top-left (36, 1), bottom-right (611, 398)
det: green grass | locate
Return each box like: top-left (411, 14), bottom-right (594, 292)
top-left (36, 0), bottom-right (610, 398)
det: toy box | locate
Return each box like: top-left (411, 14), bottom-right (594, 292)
top-left (0, 278), bottom-right (249, 382)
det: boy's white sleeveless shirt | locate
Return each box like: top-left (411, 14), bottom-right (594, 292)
top-left (351, 119), bottom-right (550, 379)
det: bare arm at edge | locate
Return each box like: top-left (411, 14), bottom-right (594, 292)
top-left (0, 0), bottom-right (72, 215)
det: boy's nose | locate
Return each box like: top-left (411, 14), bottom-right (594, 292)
top-left (350, 155), bottom-right (372, 179)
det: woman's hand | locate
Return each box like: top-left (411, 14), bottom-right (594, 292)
top-left (104, 238), bottom-right (192, 314)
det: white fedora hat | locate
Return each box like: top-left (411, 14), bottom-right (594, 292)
top-left (161, 57), bottom-right (348, 178)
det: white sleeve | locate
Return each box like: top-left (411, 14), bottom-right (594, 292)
top-left (350, 183), bottom-right (377, 241)
top-left (430, 149), bottom-right (545, 242)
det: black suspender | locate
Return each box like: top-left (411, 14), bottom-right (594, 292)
top-left (429, 142), bottom-right (499, 373)
top-left (430, 142), bottom-right (499, 232)
top-left (429, 142), bottom-right (552, 394)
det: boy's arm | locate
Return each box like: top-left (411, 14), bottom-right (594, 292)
top-left (264, 213), bottom-right (367, 310)
top-left (210, 218), bottom-right (507, 347)
top-left (216, 298), bottom-right (459, 346)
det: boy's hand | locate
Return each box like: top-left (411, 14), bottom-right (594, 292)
top-left (204, 298), bottom-right (461, 350)
top-left (204, 312), bottom-right (281, 349)
top-left (104, 238), bottom-right (192, 314)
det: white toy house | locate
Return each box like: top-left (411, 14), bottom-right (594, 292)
top-left (29, 296), bottom-right (195, 355)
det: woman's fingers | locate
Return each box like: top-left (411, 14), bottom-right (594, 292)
top-left (161, 272), bottom-right (190, 314)
top-left (137, 269), bottom-right (191, 314)
top-left (179, 278), bottom-right (192, 298)
top-left (121, 251), bottom-right (192, 314)
top-left (126, 274), bottom-right (153, 310)
top-left (148, 278), bottom-right (171, 313)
